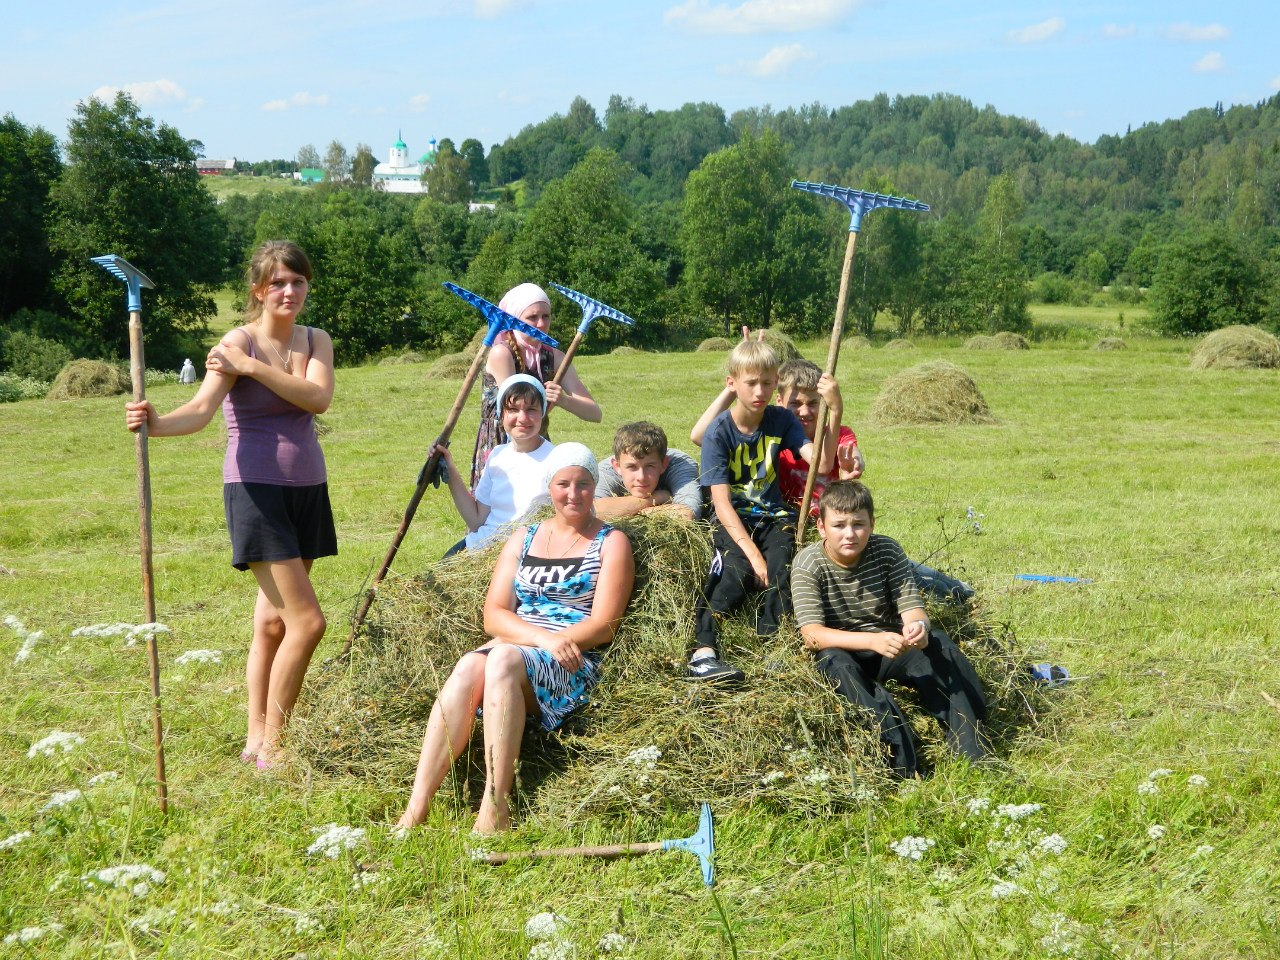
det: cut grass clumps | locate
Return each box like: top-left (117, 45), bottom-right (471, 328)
top-left (46, 359), bottom-right (129, 400)
top-left (1189, 325), bottom-right (1280, 370)
top-left (870, 360), bottom-right (995, 426)
top-left (883, 338), bottom-right (915, 350)
top-left (1093, 337), bottom-right (1127, 351)
top-left (695, 337), bottom-right (733, 352)
top-left (295, 513), bottom-right (1040, 825)
top-left (611, 345), bottom-right (644, 356)
top-left (991, 332), bottom-right (1030, 350)
top-left (965, 335), bottom-right (996, 350)
top-left (746, 328), bottom-right (801, 363)
top-left (427, 352), bottom-right (474, 379)
top-left (379, 351), bottom-right (427, 365)
top-left (843, 335), bottom-right (873, 351)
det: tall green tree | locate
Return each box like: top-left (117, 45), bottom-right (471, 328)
top-left (973, 173), bottom-right (1030, 333)
top-left (0, 114), bottom-right (62, 319)
top-left (296, 143), bottom-right (320, 171)
top-left (459, 138), bottom-right (488, 188)
top-left (351, 143), bottom-right (375, 187)
top-left (1148, 226), bottom-right (1271, 335)
top-left (46, 94), bottom-right (226, 365)
top-left (322, 140), bottom-right (349, 184)
top-left (424, 140), bottom-right (473, 204)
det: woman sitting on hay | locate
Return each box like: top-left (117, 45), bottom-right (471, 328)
top-left (397, 442), bottom-right (635, 833)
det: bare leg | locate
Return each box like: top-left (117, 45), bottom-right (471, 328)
top-left (396, 652), bottom-right (488, 828)
top-left (474, 645), bottom-right (537, 834)
top-left (249, 558), bottom-right (326, 764)
top-left (244, 587), bottom-right (286, 758)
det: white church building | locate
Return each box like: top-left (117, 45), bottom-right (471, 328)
top-left (372, 132), bottom-right (436, 193)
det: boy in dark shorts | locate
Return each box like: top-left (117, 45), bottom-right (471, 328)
top-left (790, 480), bottom-right (989, 777)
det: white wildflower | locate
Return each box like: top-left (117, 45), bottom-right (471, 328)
top-left (528, 941), bottom-right (576, 960)
top-left (1136, 780), bottom-right (1159, 796)
top-left (421, 931), bottom-right (447, 954)
top-left (1036, 833), bottom-right (1068, 856)
top-left (129, 907), bottom-right (177, 934)
top-left (623, 745), bottom-right (661, 770)
top-left (306, 823), bottom-right (366, 859)
top-left (995, 802), bottom-right (1042, 821)
top-left (3, 924), bottom-right (64, 945)
top-left (1191, 844), bottom-right (1214, 858)
top-left (174, 648), bottom-right (222, 666)
top-left (205, 900), bottom-right (239, 916)
top-left (966, 797), bottom-right (991, 816)
top-left (930, 865), bottom-right (959, 886)
top-left (2, 614), bottom-right (19, 628)
top-left (1186, 774), bottom-right (1209, 788)
top-left (72, 622), bottom-right (138, 638)
top-left (889, 836), bottom-right (935, 861)
top-left (351, 869), bottom-right (387, 891)
top-left (7, 614), bottom-right (44, 664)
top-left (1147, 824), bottom-right (1166, 841)
top-left (1147, 768), bottom-right (1172, 781)
top-left (27, 730), bottom-right (85, 758)
top-left (761, 771), bottom-right (786, 786)
top-left (803, 769), bottom-right (832, 786)
top-left (597, 932), bottom-right (629, 953)
top-left (87, 771), bottom-right (119, 786)
top-left (83, 863), bottom-right (166, 897)
top-left (467, 843), bottom-right (491, 862)
top-left (294, 914), bottom-right (323, 935)
top-left (990, 879), bottom-right (1021, 899)
top-left (851, 785), bottom-right (876, 802)
top-left (41, 789), bottom-right (82, 812)
top-left (1035, 912), bottom-right (1087, 957)
top-left (0, 831), bottom-right (32, 851)
top-left (524, 912), bottom-right (569, 941)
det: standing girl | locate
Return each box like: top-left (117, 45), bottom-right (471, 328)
top-left (125, 240), bottom-right (335, 769)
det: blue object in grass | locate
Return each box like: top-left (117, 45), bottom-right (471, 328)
top-left (1029, 663), bottom-right (1070, 686)
top-left (1016, 574), bottom-right (1092, 584)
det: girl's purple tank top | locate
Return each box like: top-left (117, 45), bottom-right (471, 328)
top-left (221, 327), bottom-right (327, 486)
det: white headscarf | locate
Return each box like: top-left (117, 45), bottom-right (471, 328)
top-left (498, 282), bottom-right (552, 370)
top-left (495, 373), bottom-right (547, 413)
top-left (543, 442), bottom-right (599, 490)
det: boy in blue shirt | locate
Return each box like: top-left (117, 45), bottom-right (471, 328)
top-left (689, 339), bottom-right (837, 682)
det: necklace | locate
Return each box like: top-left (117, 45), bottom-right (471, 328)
top-left (260, 326), bottom-right (295, 372)
top-left (544, 525), bottom-right (583, 558)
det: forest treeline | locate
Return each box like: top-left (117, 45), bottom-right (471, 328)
top-left (2, 90), bottom-right (1278, 379)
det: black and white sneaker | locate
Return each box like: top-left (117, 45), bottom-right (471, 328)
top-left (686, 655), bottom-right (744, 684)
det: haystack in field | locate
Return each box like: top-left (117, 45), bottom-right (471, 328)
top-left (696, 337), bottom-right (732, 352)
top-left (870, 361), bottom-right (994, 426)
top-left (379, 351), bottom-right (426, 365)
top-left (746, 328), bottom-right (801, 363)
top-left (1189, 325), bottom-right (1280, 370)
top-left (611, 345), bottom-right (644, 356)
top-left (1092, 337), bottom-right (1127, 351)
top-left (294, 513), bottom-right (1041, 824)
top-left (883, 338), bottom-right (915, 350)
top-left (466, 326), bottom-right (488, 351)
top-left (47, 360), bottom-right (128, 400)
top-left (991, 332), bottom-right (1030, 350)
top-left (428, 352), bottom-right (474, 379)
top-left (964, 335), bottom-right (995, 350)
top-left (843, 335), bottom-right (873, 351)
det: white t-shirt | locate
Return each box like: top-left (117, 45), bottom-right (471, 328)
top-left (466, 438), bottom-right (554, 551)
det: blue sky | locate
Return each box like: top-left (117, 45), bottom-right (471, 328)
top-left (4, 1), bottom-right (1278, 163)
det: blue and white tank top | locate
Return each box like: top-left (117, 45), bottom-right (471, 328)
top-left (513, 522), bottom-right (612, 633)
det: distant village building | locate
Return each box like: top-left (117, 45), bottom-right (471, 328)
top-left (295, 168), bottom-right (325, 184)
top-left (372, 132), bottom-right (436, 194)
top-left (196, 159), bottom-right (236, 175)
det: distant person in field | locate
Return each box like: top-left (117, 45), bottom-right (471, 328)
top-left (433, 374), bottom-right (554, 557)
top-left (469, 283), bottom-right (601, 488)
top-left (791, 480), bottom-right (990, 777)
top-left (124, 240), bottom-right (335, 770)
top-left (693, 353), bottom-right (972, 604)
top-left (397, 443), bottom-right (634, 833)
top-left (592, 421), bottom-right (702, 522)
top-left (687, 338), bottom-right (837, 684)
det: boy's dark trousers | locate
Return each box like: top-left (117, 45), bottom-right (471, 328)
top-left (692, 514), bottom-right (795, 656)
top-left (814, 628), bottom-right (989, 777)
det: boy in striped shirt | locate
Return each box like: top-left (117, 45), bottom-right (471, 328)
top-left (790, 480), bottom-right (989, 777)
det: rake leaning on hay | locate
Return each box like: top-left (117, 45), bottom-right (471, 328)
top-left (397, 442), bottom-right (635, 834)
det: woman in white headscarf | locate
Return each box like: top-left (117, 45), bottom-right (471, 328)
top-left (468, 282), bottom-right (601, 487)
top-left (397, 443), bottom-right (633, 833)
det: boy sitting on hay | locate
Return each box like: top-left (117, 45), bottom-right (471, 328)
top-left (791, 480), bottom-right (990, 777)
top-left (688, 339), bottom-right (837, 683)
top-left (592, 421), bottom-right (703, 522)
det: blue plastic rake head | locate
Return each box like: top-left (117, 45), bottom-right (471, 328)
top-left (444, 282), bottom-right (560, 350)
top-left (90, 255), bottom-right (156, 314)
top-left (662, 802), bottom-right (716, 886)
top-left (548, 283), bottom-right (636, 336)
top-left (791, 180), bottom-right (931, 233)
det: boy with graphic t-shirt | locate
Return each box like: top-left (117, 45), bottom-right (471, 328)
top-left (687, 340), bottom-right (838, 683)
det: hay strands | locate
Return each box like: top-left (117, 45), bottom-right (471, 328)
top-left (547, 283), bottom-right (636, 385)
top-left (483, 802), bottom-right (717, 886)
top-left (345, 283), bottom-right (559, 651)
top-left (91, 254), bottom-right (168, 817)
top-left (789, 181), bottom-right (931, 544)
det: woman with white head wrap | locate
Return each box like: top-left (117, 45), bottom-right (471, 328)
top-left (398, 442), bottom-right (633, 834)
top-left (467, 283), bottom-right (602, 488)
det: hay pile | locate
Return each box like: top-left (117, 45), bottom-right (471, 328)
top-left (843, 335), bottom-right (872, 351)
top-left (883, 338), bottom-right (915, 350)
top-left (379, 351), bottom-right (427, 365)
top-left (428, 352), bottom-right (475, 379)
top-left (611, 345), bottom-right (644, 356)
top-left (695, 337), bottom-right (733, 352)
top-left (466, 326), bottom-right (488, 351)
top-left (991, 332), bottom-right (1030, 350)
top-left (964, 335), bottom-right (994, 349)
top-left (1092, 337), bottom-right (1127, 351)
top-left (47, 360), bottom-right (128, 400)
top-left (294, 514), bottom-right (1041, 824)
top-left (870, 361), bottom-right (994, 426)
top-left (1189, 325), bottom-right (1280, 370)
top-left (746, 328), bottom-right (801, 363)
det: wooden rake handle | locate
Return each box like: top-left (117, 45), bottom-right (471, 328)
top-left (484, 841), bottom-right (664, 866)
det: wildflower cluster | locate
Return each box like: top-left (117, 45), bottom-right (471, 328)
top-left (174, 648), bottom-right (223, 666)
top-left (623, 745), bottom-right (661, 770)
top-left (306, 823), bottom-right (366, 859)
top-left (83, 863), bottom-right (166, 897)
top-left (966, 505), bottom-right (985, 535)
top-left (525, 912), bottom-right (581, 959)
top-left (890, 835), bottom-right (936, 861)
top-left (6, 614), bottom-right (43, 664)
top-left (72, 621), bottom-right (170, 647)
top-left (965, 797), bottom-right (1067, 901)
top-left (0, 830), bottom-right (32, 851)
top-left (41, 789), bottom-right (82, 813)
top-left (28, 730), bottom-right (85, 758)
top-left (2, 923), bottom-right (63, 945)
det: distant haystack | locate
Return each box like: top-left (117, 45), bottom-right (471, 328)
top-left (1189, 325), bottom-right (1280, 370)
top-left (870, 361), bottom-right (994, 426)
top-left (466, 326), bottom-right (488, 351)
top-left (47, 360), bottom-right (129, 400)
top-left (991, 332), bottom-right (1030, 350)
top-left (745, 328), bottom-right (801, 363)
top-left (611, 345), bottom-right (644, 356)
top-left (964, 335), bottom-right (996, 350)
top-left (428, 352), bottom-right (474, 379)
top-left (1092, 337), bottom-right (1127, 351)
top-left (696, 337), bottom-right (733, 353)
top-left (842, 335), bottom-right (872, 351)
top-left (883, 338), bottom-right (915, 350)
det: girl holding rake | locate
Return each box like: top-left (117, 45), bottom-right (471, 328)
top-left (125, 240), bottom-right (335, 770)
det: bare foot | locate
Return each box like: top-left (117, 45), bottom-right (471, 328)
top-left (473, 796), bottom-right (511, 834)
top-left (396, 803), bottom-right (428, 830)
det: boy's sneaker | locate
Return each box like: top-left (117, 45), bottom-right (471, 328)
top-left (686, 654), bottom-right (744, 684)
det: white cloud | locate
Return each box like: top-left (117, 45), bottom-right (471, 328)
top-left (1166, 22), bottom-right (1229, 41)
top-left (1271, 76), bottom-right (1280, 91)
top-left (1102, 24), bottom-right (1135, 39)
top-left (664, 0), bottom-right (861, 36)
top-left (261, 92), bottom-right (331, 112)
top-left (1008, 17), bottom-right (1065, 44)
top-left (721, 43), bottom-right (816, 77)
top-left (472, 0), bottom-right (528, 17)
top-left (409, 93), bottom-right (431, 112)
top-left (91, 79), bottom-right (188, 106)
top-left (184, 97), bottom-right (205, 114)
top-left (1192, 51), bottom-right (1224, 73)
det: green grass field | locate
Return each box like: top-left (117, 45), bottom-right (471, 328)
top-left (2, 331), bottom-right (1277, 957)
top-left (201, 174), bottom-right (300, 200)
